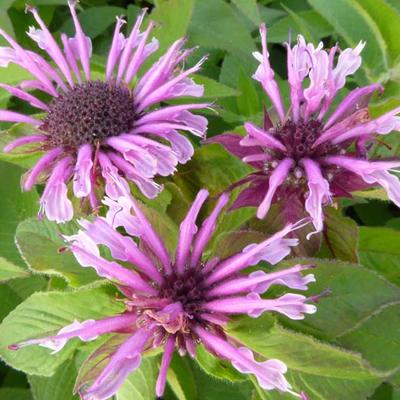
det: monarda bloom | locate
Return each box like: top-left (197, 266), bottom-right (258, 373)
top-left (1, 2), bottom-right (208, 223)
top-left (208, 24), bottom-right (400, 236)
top-left (11, 188), bottom-right (316, 399)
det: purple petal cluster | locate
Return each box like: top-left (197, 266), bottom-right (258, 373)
top-left (12, 186), bottom-right (316, 399)
top-left (1, 2), bottom-right (208, 223)
top-left (209, 25), bottom-right (400, 236)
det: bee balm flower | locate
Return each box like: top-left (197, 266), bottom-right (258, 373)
top-left (11, 189), bottom-right (316, 399)
top-left (1, 2), bottom-right (208, 222)
top-left (208, 24), bottom-right (400, 237)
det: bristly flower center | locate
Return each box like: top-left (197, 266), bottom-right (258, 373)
top-left (275, 118), bottom-right (340, 160)
top-left (41, 81), bottom-right (136, 149)
top-left (160, 270), bottom-right (205, 317)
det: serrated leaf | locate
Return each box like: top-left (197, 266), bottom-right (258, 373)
top-left (0, 287), bottom-right (124, 376)
top-left (15, 218), bottom-right (99, 287)
top-left (194, 75), bottom-right (239, 99)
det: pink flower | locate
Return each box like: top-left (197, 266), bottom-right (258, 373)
top-left (11, 188), bottom-right (316, 399)
top-left (2, 3), bottom-right (208, 222)
top-left (208, 25), bottom-right (400, 236)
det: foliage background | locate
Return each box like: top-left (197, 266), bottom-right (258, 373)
top-left (0, 0), bottom-right (399, 399)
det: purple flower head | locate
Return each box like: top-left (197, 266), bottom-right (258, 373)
top-left (1, 2), bottom-right (209, 223)
top-left (11, 187), bottom-right (316, 399)
top-left (208, 24), bottom-right (400, 237)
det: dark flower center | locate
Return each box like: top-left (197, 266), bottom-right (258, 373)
top-left (160, 270), bottom-right (205, 316)
top-left (275, 118), bottom-right (340, 160)
top-left (41, 81), bottom-right (136, 149)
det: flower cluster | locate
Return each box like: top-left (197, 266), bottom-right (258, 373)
top-left (11, 187), bottom-right (316, 399)
top-left (208, 25), bottom-right (400, 236)
top-left (1, 2), bottom-right (208, 223)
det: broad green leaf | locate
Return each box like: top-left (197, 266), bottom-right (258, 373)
top-left (0, 162), bottom-right (38, 267)
top-left (358, 226), bottom-right (400, 286)
top-left (236, 70), bottom-right (261, 116)
top-left (191, 359), bottom-right (253, 400)
top-left (355, 0), bottom-right (400, 67)
top-left (188, 0), bottom-right (255, 61)
top-left (278, 259), bottom-right (400, 341)
top-left (268, 10), bottom-right (333, 43)
top-left (0, 286), bottom-right (123, 376)
top-left (152, 0), bottom-right (195, 54)
top-left (317, 207), bottom-right (359, 263)
top-left (0, 388), bottom-right (32, 400)
top-left (116, 356), bottom-right (159, 400)
top-left (308, 0), bottom-right (389, 81)
top-left (61, 6), bottom-right (125, 38)
top-left (16, 218), bottom-right (99, 287)
top-left (29, 359), bottom-right (78, 400)
top-left (194, 75), bottom-right (239, 99)
top-left (339, 302), bottom-right (400, 372)
top-left (231, 0), bottom-right (260, 26)
top-left (167, 355), bottom-right (197, 400)
top-left (0, 256), bottom-right (29, 282)
top-left (228, 316), bottom-right (382, 399)
top-left (195, 345), bottom-right (245, 382)
top-left (0, 275), bottom-right (47, 323)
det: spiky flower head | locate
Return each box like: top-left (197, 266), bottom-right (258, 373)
top-left (11, 186), bottom-right (316, 399)
top-left (208, 24), bottom-right (400, 237)
top-left (1, 2), bottom-right (208, 223)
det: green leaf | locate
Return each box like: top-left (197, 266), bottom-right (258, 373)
top-left (195, 345), bottom-right (245, 382)
top-left (279, 259), bottom-right (400, 339)
top-left (61, 6), bottom-right (125, 39)
top-left (151, 0), bottom-right (195, 54)
top-left (236, 70), bottom-right (261, 116)
top-left (317, 207), bottom-right (359, 263)
top-left (358, 226), bottom-right (400, 286)
top-left (188, 0), bottom-right (255, 61)
top-left (0, 388), bottom-right (32, 400)
top-left (0, 162), bottom-right (38, 267)
top-left (0, 286), bottom-right (124, 376)
top-left (116, 356), bottom-right (159, 400)
top-left (167, 355), bottom-right (197, 400)
top-left (231, 0), bottom-right (261, 26)
top-left (0, 256), bottom-right (29, 282)
top-left (354, 0), bottom-right (400, 67)
top-left (15, 218), bottom-right (99, 287)
top-left (194, 75), bottom-right (239, 99)
top-left (29, 359), bottom-right (78, 400)
top-left (228, 316), bottom-right (382, 399)
top-left (308, 0), bottom-right (390, 81)
top-left (338, 302), bottom-right (400, 372)
top-left (268, 10), bottom-right (333, 43)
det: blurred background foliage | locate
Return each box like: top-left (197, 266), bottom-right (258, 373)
top-left (0, 0), bottom-right (400, 399)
